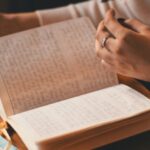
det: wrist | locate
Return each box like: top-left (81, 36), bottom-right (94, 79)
top-left (0, 12), bottom-right (40, 36)
top-left (15, 12), bottom-right (40, 30)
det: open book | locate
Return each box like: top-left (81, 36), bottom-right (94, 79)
top-left (0, 17), bottom-right (150, 150)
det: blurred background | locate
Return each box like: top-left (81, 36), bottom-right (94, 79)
top-left (0, 0), bottom-right (86, 12)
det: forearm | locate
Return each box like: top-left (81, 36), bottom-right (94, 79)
top-left (0, 0), bottom-right (132, 36)
top-left (14, 12), bottom-right (40, 30)
top-left (1, 0), bottom-right (103, 36)
top-left (36, 0), bottom-right (103, 27)
top-left (0, 12), bottom-right (39, 36)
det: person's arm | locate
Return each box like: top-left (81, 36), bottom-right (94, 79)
top-left (35, 0), bottom-right (103, 27)
top-left (96, 9), bottom-right (150, 82)
top-left (0, 12), bottom-right (39, 36)
top-left (0, 0), bottom-right (102, 36)
top-left (0, 0), bottom-right (129, 36)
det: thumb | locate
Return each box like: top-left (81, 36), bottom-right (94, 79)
top-left (125, 19), bottom-right (148, 33)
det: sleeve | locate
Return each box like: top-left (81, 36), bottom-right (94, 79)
top-left (35, 0), bottom-right (129, 27)
top-left (124, 0), bottom-right (150, 26)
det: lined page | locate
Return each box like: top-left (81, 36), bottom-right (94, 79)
top-left (0, 17), bottom-right (118, 115)
top-left (8, 85), bottom-right (150, 149)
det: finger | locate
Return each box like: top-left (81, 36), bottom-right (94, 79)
top-left (104, 9), bottom-right (127, 38)
top-left (125, 19), bottom-right (150, 33)
top-left (98, 48), bottom-right (115, 64)
top-left (95, 39), bottom-right (101, 57)
top-left (100, 32), bottom-right (117, 51)
top-left (96, 28), bottom-right (118, 52)
top-left (96, 20), bottom-right (105, 40)
top-left (95, 21), bottom-right (110, 55)
top-left (97, 29), bottom-right (110, 48)
top-left (105, 38), bottom-right (118, 53)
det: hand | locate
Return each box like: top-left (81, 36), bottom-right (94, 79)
top-left (0, 12), bottom-right (39, 37)
top-left (96, 9), bottom-right (150, 82)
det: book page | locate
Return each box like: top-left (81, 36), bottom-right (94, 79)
top-left (0, 17), bottom-right (118, 115)
top-left (8, 85), bottom-right (150, 149)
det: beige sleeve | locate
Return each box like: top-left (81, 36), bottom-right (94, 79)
top-left (36, 0), bottom-right (150, 27)
top-left (35, 0), bottom-right (129, 27)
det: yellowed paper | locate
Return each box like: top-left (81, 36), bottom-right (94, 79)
top-left (8, 84), bottom-right (150, 149)
top-left (0, 18), bottom-right (118, 115)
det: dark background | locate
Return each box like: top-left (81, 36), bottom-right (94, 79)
top-left (0, 0), bottom-right (86, 12)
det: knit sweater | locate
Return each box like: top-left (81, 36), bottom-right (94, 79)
top-left (36, 0), bottom-right (150, 27)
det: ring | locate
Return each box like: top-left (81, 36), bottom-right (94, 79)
top-left (101, 36), bottom-right (110, 48)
